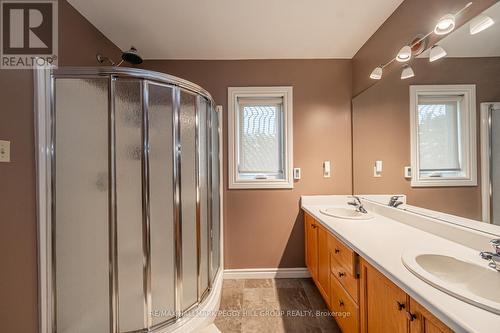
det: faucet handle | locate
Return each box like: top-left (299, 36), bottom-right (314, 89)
top-left (490, 239), bottom-right (500, 254)
top-left (348, 195), bottom-right (362, 204)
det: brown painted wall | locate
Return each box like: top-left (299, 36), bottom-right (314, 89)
top-left (352, 0), bottom-right (497, 97)
top-left (353, 57), bottom-right (500, 219)
top-left (141, 60), bottom-right (353, 269)
top-left (0, 1), bottom-right (121, 332)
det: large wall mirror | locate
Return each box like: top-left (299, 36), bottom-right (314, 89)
top-left (352, 1), bottom-right (500, 224)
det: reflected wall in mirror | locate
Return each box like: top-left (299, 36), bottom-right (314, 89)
top-left (352, 1), bottom-right (500, 223)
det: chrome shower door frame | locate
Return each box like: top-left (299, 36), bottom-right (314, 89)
top-left (481, 102), bottom-right (500, 224)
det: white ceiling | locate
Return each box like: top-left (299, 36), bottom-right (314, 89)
top-left (68, 0), bottom-right (404, 60)
top-left (419, 2), bottom-right (500, 58)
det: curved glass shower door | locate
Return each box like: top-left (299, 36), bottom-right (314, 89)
top-left (50, 68), bottom-right (221, 333)
top-left (148, 82), bottom-right (176, 326)
top-left (54, 78), bottom-right (111, 333)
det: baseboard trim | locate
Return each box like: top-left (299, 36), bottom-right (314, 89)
top-left (223, 267), bottom-right (310, 279)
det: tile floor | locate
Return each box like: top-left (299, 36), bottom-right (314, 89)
top-left (214, 278), bottom-right (341, 333)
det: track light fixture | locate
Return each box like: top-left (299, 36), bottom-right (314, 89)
top-left (469, 15), bottom-right (495, 35)
top-left (429, 45), bottom-right (447, 62)
top-left (396, 46), bottom-right (412, 62)
top-left (370, 66), bottom-right (383, 80)
top-left (434, 14), bottom-right (456, 35)
top-left (401, 65), bottom-right (415, 80)
top-left (368, 2), bottom-right (473, 81)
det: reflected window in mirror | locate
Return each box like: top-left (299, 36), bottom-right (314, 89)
top-left (410, 85), bottom-right (477, 187)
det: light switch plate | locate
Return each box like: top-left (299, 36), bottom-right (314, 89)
top-left (323, 161), bottom-right (331, 178)
top-left (293, 167), bottom-right (301, 180)
top-left (404, 166), bottom-right (412, 178)
top-left (373, 160), bottom-right (383, 177)
top-left (0, 140), bottom-right (10, 162)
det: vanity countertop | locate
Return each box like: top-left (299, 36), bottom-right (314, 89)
top-left (301, 195), bottom-right (500, 333)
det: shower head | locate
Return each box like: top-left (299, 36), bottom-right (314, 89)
top-left (96, 46), bottom-right (143, 67)
top-left (121, 46), bottom-right (143, 65)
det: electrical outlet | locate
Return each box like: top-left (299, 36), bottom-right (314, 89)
top-left (0, 140), bottom-right (10, 162)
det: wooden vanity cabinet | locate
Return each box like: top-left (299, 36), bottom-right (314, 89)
top-left (317, 224), bottom-right (331, 305)
top-left (304, 212), bottom-right (454, 333)
top-left (409, 298), bottom-right (454, 333)
top-left (359, 258), bottom-right (453, 333)
top-left (305, 213), bottom-right (318, 281)
top-left (359, 258), bottom-right (409, 333)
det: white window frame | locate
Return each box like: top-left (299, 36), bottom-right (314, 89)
top-left (228, 86), bottom-right (293, 189)
top-left (410, 84), bottom-right (477, 187)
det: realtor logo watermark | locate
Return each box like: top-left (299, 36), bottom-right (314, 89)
top-left (1, 0), bottom-right (58, 69)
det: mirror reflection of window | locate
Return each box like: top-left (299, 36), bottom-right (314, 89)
top-left (410, 85), bottom-right (477, 187)
top-left (417, 96), bottom-right (462, 178)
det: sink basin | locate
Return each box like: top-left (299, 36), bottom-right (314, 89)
top-left (319, 207), bottom-right (373, 220)
top-left (402, 249), bottom-right (500, 314)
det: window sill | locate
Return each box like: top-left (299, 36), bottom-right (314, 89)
top-left (228, 179), bottom-right (294, 189)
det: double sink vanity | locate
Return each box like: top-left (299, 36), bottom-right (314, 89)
top-left (301, 195), bottom-right (500, 333)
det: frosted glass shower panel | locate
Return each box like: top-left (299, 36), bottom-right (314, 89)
top-left (148, 82), bottom-right (176, 324)
top-left (492, 111), bottom-right (500, 225)
top-left (211, 106), bottom-right (221, 279)
top-left (114, 79), bottom-right (146, 331)
top-left (54, 78), bottom-right (110, 333)
top-left (198, 97), bottom-right (209, 295)
top-left (180, 90), bottom-right (198, 310)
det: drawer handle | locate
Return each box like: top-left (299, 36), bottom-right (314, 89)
top-left (334, 248), bottom-right (340, 254)
top-left (338, 272), bottom-right (345, 278)
top-left (396, 301), bottom-right (406, 311)
top-left (406, 311), bottom-right (416, 321)
top-left (339, 300), bottom-right (344, 307)
top-left (311, 225), bottom-right (317, 229)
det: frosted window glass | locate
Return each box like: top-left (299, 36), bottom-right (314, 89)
top-left (418, 100), bottom-right (460, 173)
top-left (115, 79), bottom-right (146, 331)
top-left (180, 90), bottom-right (198, 310)
top-left (148, 83), bottom-right (176, 324)
top-left (55, 78), bottom-right (110, 333)
top-left (199, 97), bottom-right (209, 295)
top-left (211, 107), bottom-right (221, 280)
top-left (238, 102), bottom-right (284, 178)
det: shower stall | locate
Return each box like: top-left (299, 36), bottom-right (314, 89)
top-left (35, 67), bottom-right (222, 333)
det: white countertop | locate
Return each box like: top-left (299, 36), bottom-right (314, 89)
top-left (301, 195), bottom-right (500, 333)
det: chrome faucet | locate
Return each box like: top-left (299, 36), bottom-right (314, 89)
top-left (480, 239), bottom-right (500, 271)
top-left (388, 195), bottom-right (404, 208)
top-left (348, 196), bottom-right (368, 214)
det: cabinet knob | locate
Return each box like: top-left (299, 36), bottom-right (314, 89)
top-left (406, 311), bottom-right (416, 321)
top-left (396, 301), bottom-right (406, 311)
top-left (338, 272), bottom-right (346, 278)
top-left (339, 300), bottom-right (344, 307)
top-left (334, 248), bottom-right (340, 254)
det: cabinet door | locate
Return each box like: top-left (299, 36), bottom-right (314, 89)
top-left (360, 259), bottom-right (409, 333)
top-left (409, 298), bottom-right (453, 333)
top-left (305, 213), bottom-right (318, 281)
top-left (317, 224), bottom-right (330, 304)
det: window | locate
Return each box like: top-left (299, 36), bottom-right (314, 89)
top-left (410, 85), bottom-right (477, 187)
top-left (228, 87), bottom-right (293, 189)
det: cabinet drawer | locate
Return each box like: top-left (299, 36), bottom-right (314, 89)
top-left (328, 233), bottom-right (356, 275)
top-left (330, 272), bottom-right (359, 333)
top-left (330, 254), bottom-right (359, 304)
